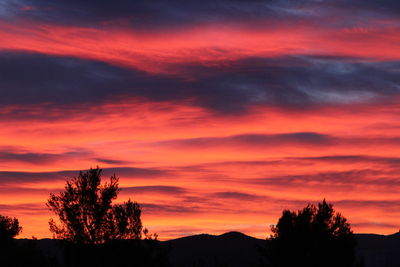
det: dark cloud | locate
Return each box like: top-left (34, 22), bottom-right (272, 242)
top-left (102, 167), bottom-right (168, 178)
top-left (1, 52), bottom-right (400, 116)
top-left (0, 203), bottom-right (44, 211)
top-left (288, 155), bottom-right (400, 166)
top-left (0, 167), bottom-right (167, 185)
top-left (0, 150), bottom-right (91, 164)
top-left (189, 155), bottom-right (400, 171)
top-left (142, 200), bottom-right (249, 215)
top-left (335, 199), bottom-right (400, 210)
top-left (212, 191), bottom-right (263, 201)
top-left (158, 132), bottom-right (335, 148)
top-left (0, 0), bottom-right (304, 29)
top-left (2, 0), bottom-right (399, 30)
top-left (94, 158), bottom-right (132, 165)
top-left (121, 185), bottom-right (187, 195)
top-left (254, 169), bottom-right (400, 188)
top-left (0, 203), bottom-right (47, 216)
top-left (0, 51), bottom-right (182, 107)
top-left (0, 170), bottom-right (81, 185)
top-left (323, 0), bottom-right (400, 18)
top-left (142, 203), bottom-right (202, 215)
top-left (175, 56), bottom-right (400, 112)
top-left (0, 186), bottom-right (51, 194)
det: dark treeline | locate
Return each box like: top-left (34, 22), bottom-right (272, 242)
top-left (0, 167), bottom-right (365, 267)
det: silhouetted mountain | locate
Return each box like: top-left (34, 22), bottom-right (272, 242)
top-left (166, 231), bottom-right (266, 267)
top-left (165, 231), bottom-right (400, 267)
top-left (356, 232), bottom-right (400, 267)
top-left (11, 231), bottom-right (400, 267)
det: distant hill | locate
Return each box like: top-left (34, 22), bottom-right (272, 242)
top-left (166, 231), bottom-right (266, 267)
top-left (166, 231), bottom-right (400, 267)
top-left (14, 231), bottom-right (400, 267)
top-left (356, 232), bottom-right (400, 267)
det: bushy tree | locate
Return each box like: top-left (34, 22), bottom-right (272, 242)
top-left (266, 199), bottom-right (356, 267)
top-left (47, 167), bottom-right (144, 244)
top-left (0, 214), bottom-right (22, 242)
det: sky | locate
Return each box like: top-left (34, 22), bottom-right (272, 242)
top-left (0, 0), bottom-right (400, 240)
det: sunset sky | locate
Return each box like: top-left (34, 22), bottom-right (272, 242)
top-left (0, 0), bottom-right (400, 240)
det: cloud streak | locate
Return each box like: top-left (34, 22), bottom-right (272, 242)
top-left (0, 149), bottom-right (91, 164)
top-left (122, 185), bottom-right (187, 195)
top-left (1, 52), bottom-right (400, 115)
top-left (0, 167), bottom-right (168, 185)
top-left (157, 132), bottom-right (336, 148)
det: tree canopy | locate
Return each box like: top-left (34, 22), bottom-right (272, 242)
top-left (0, 214), bottom-right (22, 242)
top-left (266, 199), bottom-right (357, 267)
top-left (47, 167), bottom-right (143, 244)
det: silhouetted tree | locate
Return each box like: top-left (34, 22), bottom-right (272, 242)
top-left (0, 214), bottom-right (22, 243)
top-left (265, 199), bottom-right (357, 267)
top-left (47, 167), bottom-right (143, 244)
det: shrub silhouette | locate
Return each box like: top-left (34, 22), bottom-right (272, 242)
top-left (0, 214), bottom-right (22, 243)
top-left (47, 167), bottom-right (143, 244)
top-left (266, 199), bottom-right (357, 267)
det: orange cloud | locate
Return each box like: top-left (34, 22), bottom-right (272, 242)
top-left (1, 99), bottom-right (400, 239)
top-left (0, 19), bottom-right (400, 75)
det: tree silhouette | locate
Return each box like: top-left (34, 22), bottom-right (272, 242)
top-left (266, 199), bottom-right (357, 267)
top-left (0, 214), bottom-right (22, 243)
top-left (47, 167), bottom-right (143, 244)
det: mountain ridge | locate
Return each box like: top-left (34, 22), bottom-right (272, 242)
top-left (14, 231), bottom-right (400, 267)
